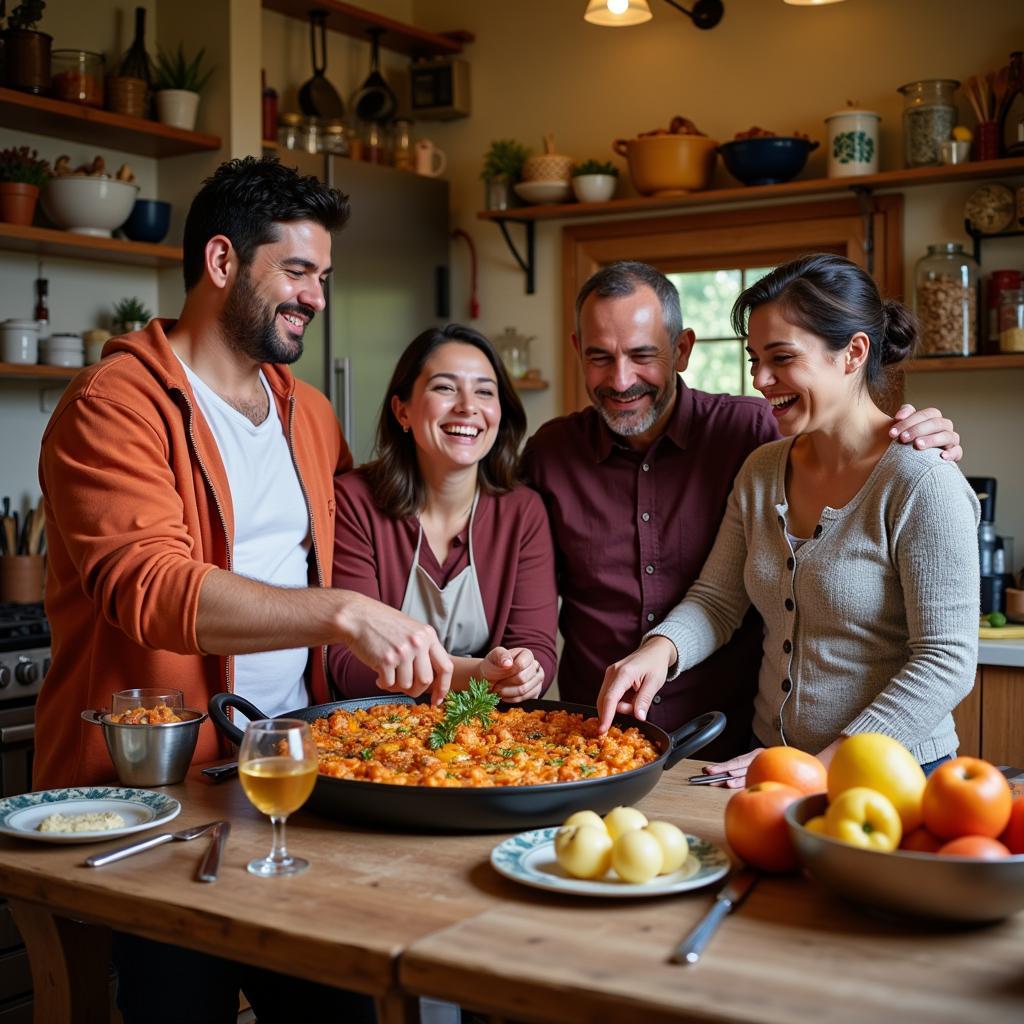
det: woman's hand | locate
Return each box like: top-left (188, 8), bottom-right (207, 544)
top-left (477, 646), bottom-right (545, 702)
top-left (701, 748), bottom-right (765, 789)
top-left (596, 636), bottom-right (677, 732)
top-left (889, 404), bottom-right (962, 462)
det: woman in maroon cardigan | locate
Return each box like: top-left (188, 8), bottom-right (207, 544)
top-left (329, 324), bottom-right (557, 701)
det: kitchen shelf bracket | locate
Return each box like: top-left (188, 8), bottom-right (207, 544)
top-left (851, 185), bottom-right (875, 275)
top-left (494, 217), bottom-right (536, 294)
top-left (965, 220), bottom-right (1024, 265)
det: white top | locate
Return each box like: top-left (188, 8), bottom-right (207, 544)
top-left (180, 358), bottom-right (311, 723)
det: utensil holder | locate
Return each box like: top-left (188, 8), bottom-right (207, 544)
top-left (0, 555), bottom-right (45, 604)
top-left (107, 75), bottom-right (148, 119)
top-left (974, 121), bottom-right (1000, 162)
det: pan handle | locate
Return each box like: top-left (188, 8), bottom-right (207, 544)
top-left (208, 692), bottom-right (269, 747)
top-left (310, 10), bottom-right (327, 76)
top-left (663, 711), bottom-right (726, 771)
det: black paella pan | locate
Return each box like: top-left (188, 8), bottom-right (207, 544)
top-left (209, 693), bottom-right (725, 832)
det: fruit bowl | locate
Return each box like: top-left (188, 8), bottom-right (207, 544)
top-left (42, 176), bottom-right (139, 237)
top-left (718, 137), bottom-right (818, 186)
top-left (786, 794), bottom-right (1024, 922)
top-left (513, 180), bottom-right (571, 205)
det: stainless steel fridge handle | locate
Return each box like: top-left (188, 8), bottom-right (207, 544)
top-left (333, 356), bottom-right (353, 444)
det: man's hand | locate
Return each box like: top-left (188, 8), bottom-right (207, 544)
top-left (699, 748), bottom-right (763, 789)
top-left (476, 647), bottom-right (545, 702)
top-left (889, 404), bottom-right (962, 462)
top-left (596, 636), bottom-right (677, 732)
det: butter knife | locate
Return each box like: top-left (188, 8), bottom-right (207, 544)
top-left (196, 821), bottom-right (230, 883)
top-left (84, 821), bottom-right (222, 868)
top-left (671, 870), bottom-right (758, 965)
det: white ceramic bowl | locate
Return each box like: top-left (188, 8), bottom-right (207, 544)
top-left (513, 180), bottom-right (571, 205)
top-left (571, 174), bottom-right (617, 204)
top-left (42, 177), bottom-right (139, 237)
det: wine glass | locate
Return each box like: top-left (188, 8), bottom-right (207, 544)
top-left (238, 719), bottom-right (318, 878)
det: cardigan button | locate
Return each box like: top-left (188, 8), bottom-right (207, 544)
top-left (814, 524), bottom-right (823, 538)
top-left (785, 598), bottom-right (794, 611)
top-left (783, 639), bottom-right (792, 654)
top-left (781, 678), bottom-right (792, 692)
top-left (786, 557), bottom-right (795, 570)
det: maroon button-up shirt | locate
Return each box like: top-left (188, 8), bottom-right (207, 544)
top-left (522, 380), bottom-right (780, 759)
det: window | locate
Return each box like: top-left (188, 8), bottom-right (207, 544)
top-left (667, 267), bottom-right (775, 397)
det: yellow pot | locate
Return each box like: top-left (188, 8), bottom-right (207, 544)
top-left (612, 134), bottom-right (718, 195)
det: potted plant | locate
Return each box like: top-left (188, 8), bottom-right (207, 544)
top-left (0, 146), bottom-right (50, 225)
top-left (571, 159), bottom-right (619, 203)
top-left (152, 43), bottom-right (215, 131)
top-left (112, 296), bottom-right (152, 334)
top-left (2, 0), bottom-right (50, 95)
top-left (480, 138), bottom-right (529, 211)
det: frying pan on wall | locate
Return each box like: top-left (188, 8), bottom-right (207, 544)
top-left (209, 693), bottom-right (725, 833)
top-left (298, 10), bottom-right (344, 119)
top-left (350, 27), bottom-right (397, 123)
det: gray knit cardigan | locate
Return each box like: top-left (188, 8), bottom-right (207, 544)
top-left (648, 438), bottom-right (980, 764)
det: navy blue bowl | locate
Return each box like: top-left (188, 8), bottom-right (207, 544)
top-left (718, 137), bottom-right (819, 186)
top-left (121, 199), bottom-right (172, 244)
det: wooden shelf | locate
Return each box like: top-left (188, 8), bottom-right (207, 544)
top-left (0, 223), bottom-right (181, 267)
top-left (904, 354), bottom-right (1024, 372)
top-left (261, 0), bottom-right (472, 57)
top-left (0, 88), bottom-right (221, 158)
top-left (0, 362), bottom-right (79, 381)
top-left (513, 376), bottom-right (549, 391)
top-left (478, 156), bottom-right (1024, 224)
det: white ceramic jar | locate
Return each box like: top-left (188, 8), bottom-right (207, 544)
top-left (825, 109), bottom-right (880, 177)
top-left (41, 332), bottom-right (84, 367)
top-left (0, 319), bottom-right (39, 364)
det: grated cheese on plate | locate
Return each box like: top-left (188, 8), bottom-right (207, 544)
top-left (37, 811), bottom-right (126, 833)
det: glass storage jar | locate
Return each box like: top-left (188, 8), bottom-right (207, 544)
top-left (999, 288), bottom-right (1024, 353)
top-left (277, 112), bottom-right (303, 151)
top-left (898, 79), bottom-right (959, 167)
top-left (319, 118), bottom-right (349, 156)
top-left (391, 118), bottom-right (414, 170)
top-left (914, 242), bottom-right (978, 356)
top-left (51, 50), bottom-right (104, 107)
top-left (299, 116), bottom-right (321, 154)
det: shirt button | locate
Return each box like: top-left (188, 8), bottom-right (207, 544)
top-left (646, 612), bottom-right (655, 623)
top-left (645, 564), bottom-right (655, 575)
top-left (652, 695), bottom-right (662, 704)
top-left (785, 598), bottom-right (794, 611)
top-left (641, 512), bottom-right (651, 522)
top-left (783, 639), bottom-right (792, 654)
top-left (814, 524), bottom-right (823, 538)
top-left (786, 557), bottom-right (795, 570)
top-left (781, 678), bottom-right (792, 692)
top-left (642, 463), bottom-right (650, 472)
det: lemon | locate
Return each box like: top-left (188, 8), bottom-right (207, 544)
top-left (952, 125), bottom-right (973, 143)
top-left (988, 611), bottom-right (1008, 627)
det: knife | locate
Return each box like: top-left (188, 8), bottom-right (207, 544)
top-left (196, 821), bottom-right (230, 883)
top-left (671, 870), bottom-right (758, 965)
top-left (687, 772), bottom-right (733, 785)
top-left (83, 820), bottom-right (223, 868)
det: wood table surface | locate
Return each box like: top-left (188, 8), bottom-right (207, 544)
top-left (1, 761), bottom-right (1022, 1024)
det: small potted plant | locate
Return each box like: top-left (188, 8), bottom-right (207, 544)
top-left (0, 146), bottom-right (50, 225)
top-left (480, 138), bottom-right (529, 211)
top-left (571, 159), bottom-right (619, 203)
top-left (1, 0), bottom-right (50, 95)
top-left (152, 43), bottom-right (215, 131)
top-left (112, 296), bottom-right (152, 334)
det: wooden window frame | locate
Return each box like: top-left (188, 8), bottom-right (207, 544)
top-left (560, 195), bottom-right (904, 413)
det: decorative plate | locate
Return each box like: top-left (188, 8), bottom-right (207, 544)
top-left (491, 827), bottom-right (730, 897)
top-left (964, 183), bottom-right (1015, 235)
top-left (0, 787), bottom-right (181, 845)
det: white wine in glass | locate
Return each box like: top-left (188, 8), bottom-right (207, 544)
top-left (238, 719), bottom-right (317, 877)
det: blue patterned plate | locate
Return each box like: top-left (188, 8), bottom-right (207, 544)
top-left (0, 787), bottom-right (181, 844)
top-left (491, 826), bottom-right (730, 897)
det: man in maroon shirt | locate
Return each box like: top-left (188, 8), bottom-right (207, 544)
top-left (522, 261), bottom-right (963, 759)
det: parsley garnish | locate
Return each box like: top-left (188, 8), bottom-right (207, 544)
top-left (384, 713), bottom-right (401, 723)
top-left (547, 757), bottom-right (565, 767)
top-left (428, 678), bottom-right (500, 750)
top-left (358, 747), bottom-right (375, 761)
top-left (528, 731), bottom-right (543, 740)
top-left (498, 746), bottom-right (525, 758)
top-left (579, 765), bottom-right (597, 776)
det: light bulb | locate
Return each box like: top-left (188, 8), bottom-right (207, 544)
top-left (608, 0), bottom-right (629, 13)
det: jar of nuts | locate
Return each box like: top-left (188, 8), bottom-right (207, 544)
top-left (914, 242), bottom-right (978, 357)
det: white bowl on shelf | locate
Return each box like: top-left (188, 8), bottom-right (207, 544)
top-left (513, 180), bottom-right (571, 205)
top-left (42, 177), bottom-right (139, 237)
top-left (572, 174), bottom-right (617, 204)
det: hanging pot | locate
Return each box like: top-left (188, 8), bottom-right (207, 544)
top-left (350, 27), bottom-right (396, 124)
top-left (297, 10), bottom-right (344, 120)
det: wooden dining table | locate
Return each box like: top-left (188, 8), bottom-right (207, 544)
top-left (1, 760), bottom-right (1022, 1024)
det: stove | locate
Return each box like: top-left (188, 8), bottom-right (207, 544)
top-left (0, 603), bottom-right (49, 704)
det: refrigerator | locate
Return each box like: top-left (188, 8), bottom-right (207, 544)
top-left (284, 152), bottom-right (450, 464)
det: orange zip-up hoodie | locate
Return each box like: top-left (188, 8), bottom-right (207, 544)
top-left (35, 320), bottom-right (351, 789)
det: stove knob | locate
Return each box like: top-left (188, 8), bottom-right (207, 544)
top-left (0, 664), bottom-right (10, 689)
top-left (15, 659), bottom-right (40, 686)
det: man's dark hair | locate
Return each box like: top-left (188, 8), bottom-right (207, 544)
top-left (181, 156), bottom-right (350, 291)
top-left (574, 261), bottom-right (683, 341)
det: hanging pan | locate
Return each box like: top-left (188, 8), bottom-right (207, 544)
top-left (298, 9), bottom-right (345, 119)
top-left (351, 27), bottom-right (397, 123)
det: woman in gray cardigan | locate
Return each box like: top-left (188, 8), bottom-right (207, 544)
top-left (597, 253), bottom-right (980, 784)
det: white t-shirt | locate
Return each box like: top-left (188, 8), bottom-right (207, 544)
top-left (180, 358), bottom-right (311, 723)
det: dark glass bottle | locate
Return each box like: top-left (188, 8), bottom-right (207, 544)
top-left (34, 271), bottom-right (49, 342)
top-left (118, 7), bottom-right (152, 85)
top-left (261, 70), bottom-right (279, 143)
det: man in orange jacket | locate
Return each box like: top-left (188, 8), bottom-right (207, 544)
top-left (37, 156), bottom-right (450, 1024)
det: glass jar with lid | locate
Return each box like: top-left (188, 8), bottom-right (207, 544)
top-left (319, 118), bottom-right (349, 156)
top-left (898, 79), bottom-right (959, 167)
top-left (277, 112), bottom-right (303, 151)
top-left (914, 242), bottom-right (977, 356)
top-left (51, 50), bottom-right (105, 107)
top-left (299, 116), bottom-right (321, 154)
top-left (999, 288), bottom-right (1024, 353)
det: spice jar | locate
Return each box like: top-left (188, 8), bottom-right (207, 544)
top-left (391, 118), bottom-right (414, 170)
top-left (898, 79), bottom-right (959, 167)
top-left (914, 242), bottom-right (977, 357)
top-left (999, 288), bottom-right (1024, 353)
top-left (51, 50), bottom-right (104, 107)
top-left (986, 270), bottom-right (1022, 352)
top-left (319, 118), bottom-right (349, 156)
top-left (277, 112), bottom-right (303, 151)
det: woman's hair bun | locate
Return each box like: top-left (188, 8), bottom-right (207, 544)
top-left (880, 299), bottom-right (917, 366)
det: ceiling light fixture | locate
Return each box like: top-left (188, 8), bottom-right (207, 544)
top-left (782, 0), bottom-right (847, 6)
top-left (584, 0), bottom-right (725, 30)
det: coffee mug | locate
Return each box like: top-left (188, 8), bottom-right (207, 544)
top-left (415, 139), bottom-right (447, 177)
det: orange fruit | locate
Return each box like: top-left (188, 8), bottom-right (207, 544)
top-left (899, 826), bottom-right (943, 853)
top-left (724, 781), bottom-right (802, 874)
top-left (1000, 797), bottom-right (1024, 855)
top-left (922, 757), bottom-right (1013, 840)
top-left (936, 835), bottom-right (1011, 859)
top-left (746, 746), bottom-right (827, 795)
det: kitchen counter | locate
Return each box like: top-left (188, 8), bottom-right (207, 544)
top-left (979, 638), bottom-right (1024, 669)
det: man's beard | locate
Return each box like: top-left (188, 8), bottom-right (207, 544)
top-left (220, 267), bottom-right (315, 365)
top-left (590, 381), bottom-right (674, 437)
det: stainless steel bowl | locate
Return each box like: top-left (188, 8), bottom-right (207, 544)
top-left (786, 794), bottom-right (1024, 923)
top-left (82, 708), bottom-right (206, 786)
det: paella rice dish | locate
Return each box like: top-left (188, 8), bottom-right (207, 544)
top-left (311, 702), bottom-right (660, 788)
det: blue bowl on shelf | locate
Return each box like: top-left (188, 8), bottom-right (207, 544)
top-left (121, 199), bottom-right (172, 244)
top-left (718, 137), bottom-right (819, 186)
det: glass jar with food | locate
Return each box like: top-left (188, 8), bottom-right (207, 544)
top-left (277, 112), bottom-right (303, 151)
top-left (51, 50), bottom-right (105, 107)
top-left (319, 118), bottom-right (349, 156)
top-left (999, 288), bottom-right (1024, 353)
top-left (300, 116), bottom-right (321, 155)
top-left (914, 242), bottom-right (978, 356)
top-left (898, 79), bottom-right (959, 167)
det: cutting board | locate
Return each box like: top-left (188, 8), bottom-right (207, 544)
top-left (979, 623), bottom-right (1024, 639)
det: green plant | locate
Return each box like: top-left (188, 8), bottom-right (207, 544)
top-left (480, 139), bottom-right (529, 182)
top-left (3, 0), bottom-right (46, 32)
top-left (152, 43), bottom-right (215, 94)
top-left (571, 159), bottom-right (618, 178)
top-left (0, 147), bottom-right (51, 187)
top-left (113, 297), bottom-right (152, 326)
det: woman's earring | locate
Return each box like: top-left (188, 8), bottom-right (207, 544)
top-left (403, 425), bottom-right (410, 433)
